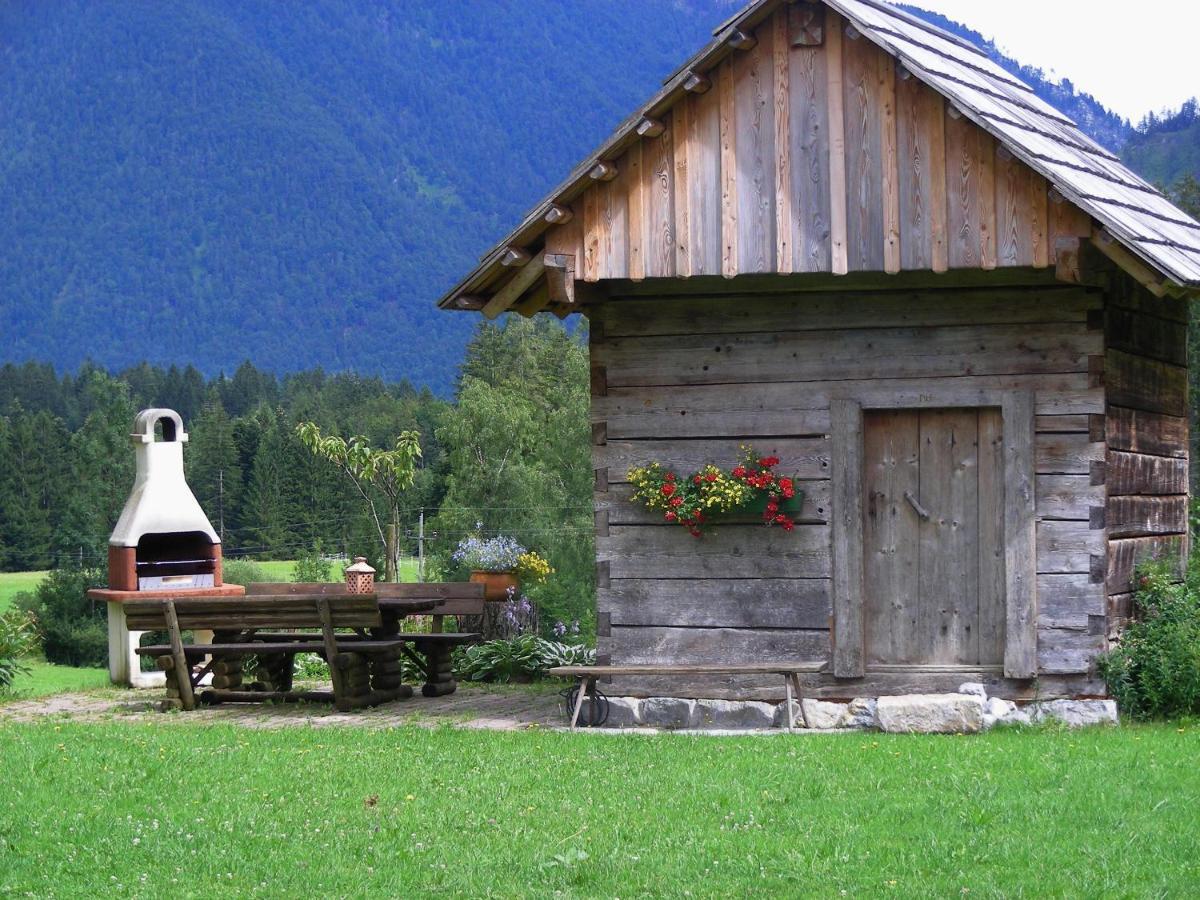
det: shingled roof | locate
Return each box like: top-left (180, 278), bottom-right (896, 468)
top-left (437, 0), bottom-right (1200, 310)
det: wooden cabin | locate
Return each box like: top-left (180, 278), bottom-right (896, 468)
top-left (438, 0), bottom-right (1200, 700)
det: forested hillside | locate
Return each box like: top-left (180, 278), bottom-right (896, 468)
top-left (0, 0), bottom-right (726, 391)
top-left (0, 0), bottom-right (1157, 392)
top-left (1122, 100), bottom-right (1200, 190)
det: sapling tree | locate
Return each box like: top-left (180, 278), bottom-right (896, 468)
top-left (295, 423), bottom-right (421, 581)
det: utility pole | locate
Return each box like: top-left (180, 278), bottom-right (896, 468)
top-left (217, 469), bottom-right (225, 541)
top-left (417, 508), bottom-right (425, 583)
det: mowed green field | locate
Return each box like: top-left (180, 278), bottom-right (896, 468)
top-left (2, 660), bottom-right (109, 699)
top-left (0, 721), bottom-right (1196, 896)
top-left (0, 570), bottom-right (45, 613)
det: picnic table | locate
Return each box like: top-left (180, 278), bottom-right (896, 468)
top-left (130, 582), bottom-right (486, 712)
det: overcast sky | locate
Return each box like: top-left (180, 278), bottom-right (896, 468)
top-left (905, 0), bottom-right (1196, 123)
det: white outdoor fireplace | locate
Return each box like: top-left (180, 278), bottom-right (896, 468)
top-left (88, 408), bottom-right (244, 686)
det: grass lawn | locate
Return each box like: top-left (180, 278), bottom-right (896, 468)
top-left (0, 570), bottom-right (45, 613)
top-left (0, 722), bottom-right (1195, 896)
top-left (0, 660), bottom-right (109, 700)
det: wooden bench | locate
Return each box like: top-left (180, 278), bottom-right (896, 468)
top-left (246, 581), bottom-right (487, 697)
top-left (128, 593), bottom-right (410, 712)
top-left (549, 663), bottom-right (828, 730)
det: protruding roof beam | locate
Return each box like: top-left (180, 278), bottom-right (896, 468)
top-left (452, 295), bottom-right (485, 311)
top-left (500, 246), bottom-right (531, 267)
top-left (589, 161), bottom-right (618, 182)
top-left (683, 71), bottom-right (712, 94)
top-left (544, 204), bottom-right (573, 225)
top-left (636, 118), bottom-right (666, 138)
top-left (482, 255), bottom-right (547, 319)
top-left (727, 29), bottom-right (757, 51)
top-left (1091, 227), bottom-right (1173, 298)
top-left (544, 253), bottom-right (576, 306)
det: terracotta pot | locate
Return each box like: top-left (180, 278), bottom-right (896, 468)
top-left (470, 570), bottom-right (520, 602)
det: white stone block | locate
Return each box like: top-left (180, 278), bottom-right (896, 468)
top-left (1029, 699), bottom-right (1119, 727)
top-left (693, 699), bottom-right (776, 729)
top-left (604, 696), bottom-right (643, 727)
top-left (640, 697), bottom-right (696, 729)
top-left (957, 682), bottom-right (988, 700)
top-left (800, 699), bottom-right (848, 730)
top-left (875, 693), bottom-right (984, 734)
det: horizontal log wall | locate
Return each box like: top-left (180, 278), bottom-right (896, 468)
top-left (592, 282), bottom-right (1110, 699)
top-left (1103, 271), bottom-right (1190, 637)
top-left (552, 7), bottom-right (1092, 285)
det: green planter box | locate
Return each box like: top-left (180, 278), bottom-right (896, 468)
top-left (742, 490), bottom-right (806, 519)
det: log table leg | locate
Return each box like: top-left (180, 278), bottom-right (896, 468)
top-left (420, 643), bottom-right (458, 697)
top-left (369, 648), bottom-right (413, 699)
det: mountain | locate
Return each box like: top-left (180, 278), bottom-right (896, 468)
top-left (1121, 100), bottom-right (1200, 190)
top-left (898, 5), bottom-right (1131, 152)
top-left (0, 1), bottom-right (1184, 393)
top-left (0, 0), bottom-right (732, 392)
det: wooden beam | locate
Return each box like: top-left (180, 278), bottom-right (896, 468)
top-left (500, 246), bottom-right (530, 267)
top-left (636, 118), bottom-right (666, 138)
top-left (719, 60), bottom-right (737, 278)
top-left (672, 101), bottom-right (692, 277)
top-left (773, 9), bottom-right (792, 274)
top-left (589, 161), bottom-right (618, 182)
top-left (881, 48), bottom-right (900, 275)
top-left (1055, 236), bottom-right (1082, 284)
top-left (826, 10), bottom-right (848, 275)
top-left (683, 71), bottom-right (712, 94)
top-left (451, 294), bottom-right (485, 311)
top-left (1091, 227), bottom-right (1171, 298)
top-left (1002, 391), bottom-right (1037, 679)
top-left (727, 29), bottom-right (757, 51)
top-left (831, 398), bottom-right (865, 678)
top-left (544, 253), bottom-right (576, 305)
top-left (544, 204), bottom-right (573, 225)
top-left (512, 281), bottom-right (551, 318)
top-left (481, 255), bottom-right (546, 319)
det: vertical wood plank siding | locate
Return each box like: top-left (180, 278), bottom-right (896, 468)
top-left (549, 9), bottom-right (1068, 283)
top-left (592, 284), bottom-right (1110, 698)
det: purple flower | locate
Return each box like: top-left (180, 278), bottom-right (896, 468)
top-left (553, 621), bottom-right (567, 637)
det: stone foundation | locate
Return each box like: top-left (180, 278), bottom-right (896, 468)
top-left (604, 683), bottom-right (1118, 733)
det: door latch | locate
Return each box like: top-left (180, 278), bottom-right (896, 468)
top-left (904, 490), bottom-right (931, 521)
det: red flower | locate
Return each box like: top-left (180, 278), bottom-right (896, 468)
top-left (758, 456), bottom-right (780, 468)
top-left (665, 472), bottom-right (676, 482)
top-left (665, 511), bottom-right (677, 522)
top-left (732, 466), bottom-right (746, 478)
top-left (767, 501), bottom-right (779, 514)
top-left (694, 475), bottom-right (703, 485)
top-left (779, 478), bottom-right (793, 491)
top-left (781, 519), bottom-right (795, 532)
top-left (670, 496), bottom-right (684, 508)
top-left (782, 487), bottom-right (795, 499)
top-left (705, 472), bottom-right (718, 482)
top-left (774, 514), bottom-right (788, 524)
top-left (661, 483), bottom-right (676, 497)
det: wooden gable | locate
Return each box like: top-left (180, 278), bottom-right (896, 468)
top-left (542, 5), bottom-right (1090, 288)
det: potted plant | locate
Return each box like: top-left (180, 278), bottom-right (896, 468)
top-left (452, 535), bottom-right (541, 601)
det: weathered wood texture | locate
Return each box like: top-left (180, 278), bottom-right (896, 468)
top-left (1102, 274), bottom-right (1189, 626)
top-left (550, 8), bottom-right (1074, 286)
top-left (593, 283), bottom-right (1115, 698)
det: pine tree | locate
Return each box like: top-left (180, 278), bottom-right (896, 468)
top-left (187, 393), bottom-right (242, 542)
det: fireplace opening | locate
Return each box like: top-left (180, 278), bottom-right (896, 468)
top-left (135, 531), bottom-right (217, 590)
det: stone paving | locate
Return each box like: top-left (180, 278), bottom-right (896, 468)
top-left (0, 682), bottom-right (567, 731)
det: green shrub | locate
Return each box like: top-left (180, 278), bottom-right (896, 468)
top-left (221, 558), bottom-right (269, 587)
top-left (453, 636), bottom-right (594, 683)
top-left (1098, 559), bottom-right (1200, 719)
top-left (18, 567), bottom-right (107, 668)
top-left (0, 609), bottom-right (41, 689)
top-left (291, 546), bottom-right (333, 584)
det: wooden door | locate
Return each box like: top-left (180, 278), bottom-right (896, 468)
top-left (862, 407), bottom-right (1005, 667)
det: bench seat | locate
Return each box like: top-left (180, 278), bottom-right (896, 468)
top-left (549, 663), bottom-right (828, 730)
top-left (135, 639), bottom-right (411, 658)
